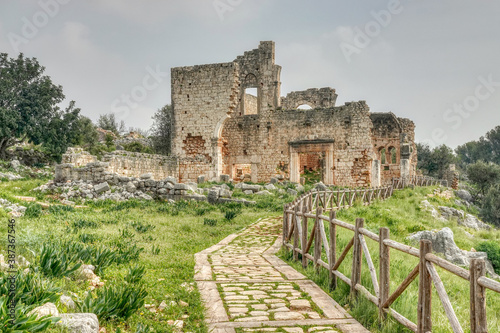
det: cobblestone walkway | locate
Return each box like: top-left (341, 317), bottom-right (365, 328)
top-left (195, 217), bottom-right (370, 333)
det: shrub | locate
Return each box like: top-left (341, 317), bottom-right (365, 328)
top-left (77, 283), bottom-right (147, 321)
top-left (36, 244), bottom-right (82, 278)
top-left (0, 271), bottom-right (60, 307)
top-left (24, 203), bottom-right (43, 218)
top-left (204, 218), bottom-right (218, 226)
top-left (224, 209), bottom-right (239, 221)
top-left (124, 264), bottom-right (146, 284)
top-left (122, 141), bottom-right (153, 154)
top-left (72, 219), bottom-right (99, 230)
top-left (0, 297), bottom-right (59, 333)
top-left (477, 241), bottom-right (500, 275)
top-left (130, 221), bottom-right (155, 233)
top-left (481, 184), bottom-right (500, 227)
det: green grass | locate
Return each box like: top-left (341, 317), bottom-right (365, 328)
top-left (280, 187), bottom-right (500, 332)
top-left (0, 179), bottom-right (281, 333)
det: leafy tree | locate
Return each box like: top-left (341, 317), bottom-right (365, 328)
top-left (481, 185), bottom-right (500, 227)
top-left (150, 104), bottom-right (172, 155)
top-left (97, 113), bottom-right (126, 135)
top-left (486, 125), bottom-right (500, 165)
top-left (456, 137), bottom-right (491, 168)
top-left (72, 116), bottom-right (99, 151)
top-left (416, 143), bottom-right (456, 178)
top-left (466, 161), bottom-right (500, 196)
top-left (0, 53), bottom-right (79, 160)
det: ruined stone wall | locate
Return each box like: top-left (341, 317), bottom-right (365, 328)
top-left (170, 62), bottom-right (240, 181)
top-left (62, 148), bottom-right (97, 167)
top-left (222, 101), bottom-right (376, 187)
top-left (102, 151), bottom-right (178, 180)
top-left (281, 88), bottom-right (338, 110)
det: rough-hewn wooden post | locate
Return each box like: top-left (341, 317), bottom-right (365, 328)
top-left (293, 205), bottom-right (299, 261)
top-left (470, 259), bottom-right (487, 333)
top-left (379, 228), bottom-right (390, 320)
top-left (314, 207), bottom-right (323, 272)
top-left (350, 218), bottom-right (364, 299)
top-left (418, 240), bottom-right (432, 333)
top-left (301, 205), bottom-right (308, 269)
top-left (282, 204), bottom-right (288, 250)
top-left (329, 210), bottom-right (337, 290)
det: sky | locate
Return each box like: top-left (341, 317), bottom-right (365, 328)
top-left (1, 0), bottom-right (499, 148)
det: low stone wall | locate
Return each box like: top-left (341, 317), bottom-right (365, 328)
top-left (61, 148), bottom-right (97, 166)
top-left (102, 151), bottom-right (178, 180)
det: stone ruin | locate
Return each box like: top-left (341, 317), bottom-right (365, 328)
top-left (58, 41), bottom-right (417, 188)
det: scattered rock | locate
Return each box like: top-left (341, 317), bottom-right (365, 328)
top-left (28, 303), bottom-right (58, 319)
top-left (287, 188), bottom-right (298, 196)
top-left (255, 190), bottom-right (273, 196)
top-left (264, 184), bottom-right (276, 191)
top-left (408, 228), bottom-right (499, 278)
top-left (57, 313), bottom-right (99, 333)
top-left (456, 190), bottom-right (473, 202)
top-left (315, 182), bottom-right (327, 191)
top-left (94, 182), bottom-right (110, 194)
top-left (60, 295), bottom-right (76, 310)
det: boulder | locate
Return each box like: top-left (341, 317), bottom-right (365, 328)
top-left (207, 190), bottom-right (219, 204)
top-left (94, 182), bottom-right (110, 194)
top-left (241, 184), bottom-right (262, 192)
top-left (295, 184), bottom-right (305, 192)
top-left (270, 177), bottom-right (278, 184)
top-left (243, 190), bottom-right (254, 195)
top-left (264, 184), bottom-right (276, 191)
top-left (456, 190), bottom-right (473, 202)
top-left (287, 188), bottom-right (298, 196)
top-left (28, 303), bottom-right (58, 319)
top-left (408, 228), bottom-right (499, 278)
top-left (140, 173), bottom-right (153, 180)
top-left (197, 175), bottom-right (205, 184)
top-left (421, 200), bottom-right (446, 221)
top-left (461, 214), bottom-right (491, 230)
top-left (255, 190), bottom-right (273, 196)
top-left (439, 206), bottom-right (464, 221)
top-left (125, 182), bottom-right (136, 193)
top-left (10, 159), bottom-right (21, 171)
top-left (315, 182), bottom-right (327, 191)
top-left (57, 313), bottom-right (99, 333)
top-left (164, 176), bottom-right (177, 184)
top-left (174, 183), bottom-right (189, 191)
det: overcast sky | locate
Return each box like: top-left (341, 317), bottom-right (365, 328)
top-left (1, 0), bottom-right (499, 148)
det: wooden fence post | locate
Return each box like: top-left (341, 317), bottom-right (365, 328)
top-left (470, 259), bottom-right (487, 333)
top-left (329, 210), bottom-right (337, 290)
top-left (293, 205), bottom-right (299, 261)
top-left (350, 218), bottom-right (364, 300)
top-left (314, 207), bottom-right (323, 272)
top-left (418, 240), bottom-right (432, 333)
top-left (301, 205), bottom-right (308, 269)
top-left (379, 227), bottom-right (390, 320)
top-left (282, 205), bottom-right (288, 251)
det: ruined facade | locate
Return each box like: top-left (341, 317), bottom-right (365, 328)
top-left (170, 41), bottom-right (417, 186)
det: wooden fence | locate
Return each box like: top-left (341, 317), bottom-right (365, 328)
top-left (392, 176), bottom-right (449, 189)
top-left (282, 187), bottom-right (500, 333)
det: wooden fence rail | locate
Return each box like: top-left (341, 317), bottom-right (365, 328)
top-left (282, 185), bottom-right (499, 333)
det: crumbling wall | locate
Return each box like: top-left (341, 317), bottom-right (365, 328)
top-left (102, 151), bottom-right (178, 180)
top-left (170, 62), bottom-right (240, 182)
top-left (222, 101), bottom-right (376, 187)
top-left (62, 148), bottom-right (98, 167)
top-left (281, 88), bottom-right (338, 110)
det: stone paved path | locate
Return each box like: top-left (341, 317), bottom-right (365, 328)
top-left (195, 217), bottom-right (370, 333)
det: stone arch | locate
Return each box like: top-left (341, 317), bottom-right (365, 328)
top-left (213, 114), bottom-right (231, 178)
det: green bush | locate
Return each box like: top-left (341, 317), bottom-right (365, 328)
top-left (0, 271), bottom-right (60, 307)
top-left (36, 244), bottom-right (82, 278)
top-left (477, 241), bottom-right (500, 274)
top-left (0, 297), bottom-right (59, 333)
top-left (124, 264), bottom-right (145, 284)
top-left (481, 184), bottom-right (500, 227)
top-left (77, 283), bottom-right (147, 321)
top-left (224, 209), bottom-right (239, 221)
top-left (122, 141), bottom-right (153, 154)
top-left (24, 203), bottom-right (43, 218)
top-left (203, 218), bottom-right (218, 226)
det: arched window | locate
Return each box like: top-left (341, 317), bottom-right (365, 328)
top-left (390, 147), bottom-right (397, 164)
top-left (297, 104), bottom-right (313, 110)
top-left (379, 147), bottom-right (387, 165)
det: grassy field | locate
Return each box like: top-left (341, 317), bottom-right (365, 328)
top-left (280, 187), bottom-right (500, 332)
top-left (0, 177), bottom-right (292, 332)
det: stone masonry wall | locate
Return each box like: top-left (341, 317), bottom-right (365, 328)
top-left (61, 148), bottom-right (97, 167)
top-left (222, 101), bottom-right (377, 187)
top-left (170, 62), bottom-right (240, 181)
top-left (281, 88), bottom-right (338, 110)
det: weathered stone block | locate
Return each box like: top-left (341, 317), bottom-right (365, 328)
top-left (94, 182), bottom-right (110, 194)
